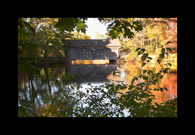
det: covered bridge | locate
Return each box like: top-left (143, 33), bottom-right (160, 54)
top-left (64, 39), bottom-right (121, 62)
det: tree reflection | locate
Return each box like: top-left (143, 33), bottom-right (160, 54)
top-left (18, 70), bottom-right (177, 117)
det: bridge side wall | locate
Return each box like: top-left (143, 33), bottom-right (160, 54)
top-left (67, 46), bottom-right (119, 60)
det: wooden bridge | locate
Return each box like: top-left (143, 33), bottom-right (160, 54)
top-left (64, 39), bottom-right (121, 63)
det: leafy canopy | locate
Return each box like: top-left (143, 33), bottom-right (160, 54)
top-left (54, 18), bottom-right (88, 33)
top-left (98, 18), bottom-right (143, 39)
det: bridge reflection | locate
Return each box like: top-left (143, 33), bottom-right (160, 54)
top-left (66, 64), bottom-right (117, 84)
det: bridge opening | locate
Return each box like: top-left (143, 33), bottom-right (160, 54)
top-left (71, 60), bottom-right (109, 65)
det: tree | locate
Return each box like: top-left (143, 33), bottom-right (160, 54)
top-left (98, 18), bottom-right (143, 39)
top-left (70, 31), bottom-right (91, 39)
top-left (54, 18), bottom-right (88, 34)
top-left (18, 18), bottom-right (89, 63)
top-left (94, 32), bottom-right (104, 39)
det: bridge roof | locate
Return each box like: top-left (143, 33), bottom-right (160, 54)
top-left (64, 39), bottom-right (121, 47)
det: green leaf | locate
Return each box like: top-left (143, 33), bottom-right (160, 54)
top-left (156, 73), bottom-right (161, 77)
top-left (161, 48), bottom-right (165, 54)
top-left (141, 56), bottom-right (146, 61)
top-left (165, 41), bottom-right (172, 44)
top-left (113, 71), bottom-right (116, 75)
top-left (166, 47), bottom-right (172, 52)
top-left (138, 51), bottom-right (142, 55)
top-left (135, 48), bottom-right (141, 52)
top-left (163, 68), bottom-right (170, 74)
top-left (131, 77), bottom-right (138, 84)
top-left (131, 21), bottom-right (143, 32)
top-left (131, 78), bottom-right (135, 84)
top-left (159, 53), bottom-right (164, 59)
top-left (142, 76), bottom-right (148, 80)
top-left (55, 18), bottom-right (83, 33)
top-left (76, 19), bottom-right (88, 33)
top-left (141, 53), bottom-right (148, 62)
top-left (157, 59), bottom-right (161, 64)
top-left (147, 70), bottom-right (153, 75)
top-left (128, 85), bottom-right (134, 90)
top-left (143, 70), bottom-right (147, 74)
top-left (160, 88), bottom-right (163, 92)
top-left (124, 28), bottom-right (134, 39)
top-left (141, 48), bottom-right (146, 52)
top-left (142, 63), bottom-right (146, 67)
top-left (159, 75), bottom-right (163, 79)
top-left (153, 79), bottom-right (158, 84)
top-left (154, 88), bottom-right (159, 91)
top-left (167, 63), bottom-right (172, 66)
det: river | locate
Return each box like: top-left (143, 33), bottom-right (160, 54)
top-left (18, 61), bottom-right (177, 117)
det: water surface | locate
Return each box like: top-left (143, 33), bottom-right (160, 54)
top-left (18, 62), bottom-right (177, 117)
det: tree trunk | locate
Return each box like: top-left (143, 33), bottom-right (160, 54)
top-left (44, 67), bottom-right (52, 100)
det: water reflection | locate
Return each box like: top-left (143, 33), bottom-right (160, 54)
top-left (18, 62), bottom-right (177, 117)
top-left (66, 64), bottom-right (117, 84)
top-left (151, 72), bottom-right (177, 104)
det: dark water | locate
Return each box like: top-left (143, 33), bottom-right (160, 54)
top-left (18, 62), bottom-right (177, 117)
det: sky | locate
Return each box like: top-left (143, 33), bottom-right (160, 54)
top-left (85, 18), bottom-right (109, 39)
